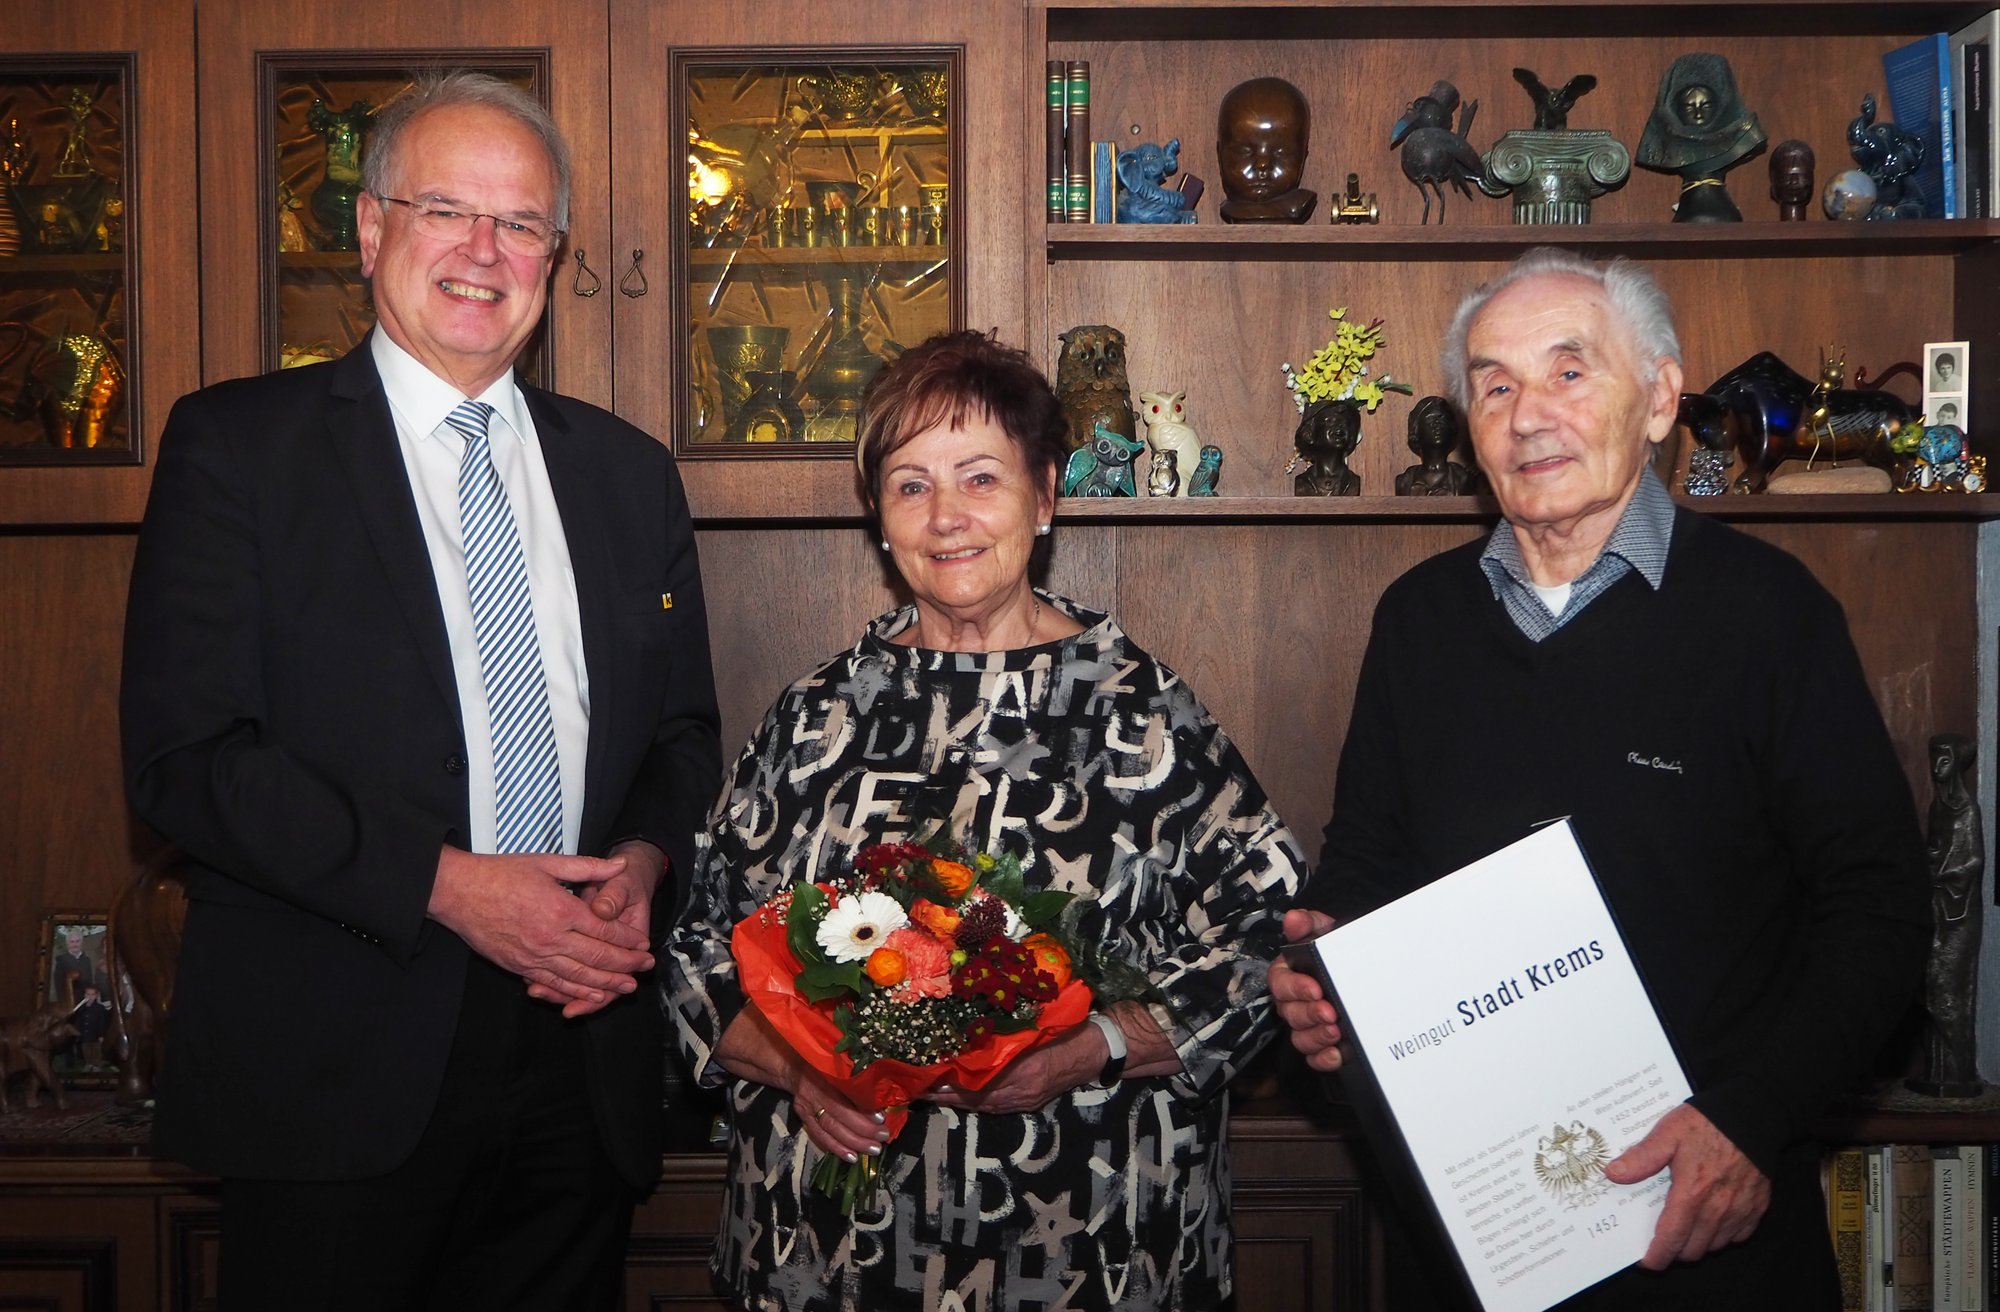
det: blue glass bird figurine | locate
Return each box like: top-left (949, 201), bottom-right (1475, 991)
top-left (1390, 80), bottom-right (1487, 224)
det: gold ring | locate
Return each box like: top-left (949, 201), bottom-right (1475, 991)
top-left (814, 1106), bottom-right (828, 1120)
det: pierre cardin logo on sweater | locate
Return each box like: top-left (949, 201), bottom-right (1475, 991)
top-left (1626, 752), bottom-right (1683, 774)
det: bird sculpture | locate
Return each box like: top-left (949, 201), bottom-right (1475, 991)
top-left (1389, 80), bottom-right (1486, 224)
top-left (1062, 421), bottom-right (1146, 497)
top-left (1137, 390), bottom-right (1222, 498)
top-left (1186, 445), bottom-right (1223, 496)
top-left (1512, 69), bottom-right (1598, 131)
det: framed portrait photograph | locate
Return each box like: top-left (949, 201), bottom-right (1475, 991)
top-left (34, 911), bottom-right (118, 1089)
top-left (1925, 340), bottom-right (1970, 431)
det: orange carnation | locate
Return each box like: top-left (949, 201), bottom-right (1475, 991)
top-left (1023, 933), bottom-right (1072, 989)
top-left (909, 898), bottom-right (962, 939)
top-left (928, 859), bottom-right (976, 899)
top-left (864, 947), bottom-right (907, 987)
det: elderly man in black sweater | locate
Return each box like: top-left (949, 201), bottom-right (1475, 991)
top-left (1273, 248), bottom-right (1929, 1309)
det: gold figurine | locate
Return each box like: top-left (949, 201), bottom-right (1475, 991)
top-left (53, 89), bottom-right (96, 179)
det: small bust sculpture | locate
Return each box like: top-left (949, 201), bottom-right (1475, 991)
top-left (1395, 396), bottom-right (1477, 495)
top-left (1909, 732), bottom-right (1985, 1098)
top-left (1768, 139), bottom-right (1815, 221)
top-left (1635, 53), bottom-right (1766, 222)
top-left (1217, 77), bottom-right (1317, 223)
top-left (1292, 398), bottom-right (1362, 496)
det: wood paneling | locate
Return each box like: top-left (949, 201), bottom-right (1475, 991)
top-left (0, 532), bottom-right (145, 1008)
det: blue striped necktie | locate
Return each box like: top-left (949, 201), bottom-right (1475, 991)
top-left (446, 399), bottom-right (563, 854)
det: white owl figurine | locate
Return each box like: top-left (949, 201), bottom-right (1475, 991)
top-left (1139, 390), bottom-right (1203, 498)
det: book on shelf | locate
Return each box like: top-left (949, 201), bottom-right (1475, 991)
top-left (1832, 1146), bottom-right (1868, 1312)
top-left (1045, 60), bottom-right (1065, 224)
top-left (1893, 1143), bottom-right (1935, 1309)
top-left (1063, 60), bottom-right (1090, 223)
top-left (1869, 1145), bottom-right (1890, 1312)
top-left (1939, 1147), bottom-right (1965, 1311)
top-left (1290, 820), bottom-right (1691, 1312)
top-left (1883, 33), bottom-right (1957, 218)
top-left (1953, 12), bottom-right (1999, 218)
top-left (1090, 141), bottom-right (1116, 223)
top-left (1963, 1145), bottom-right (1985, 1311)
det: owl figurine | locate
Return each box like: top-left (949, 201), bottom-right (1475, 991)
top-left (1055, 324), bottom-right (1138, 452)
top-left (1187, 445), bottom-right (1223, 496)
top-left (1146, 448), bottom-right (1180, 496)
top-left (1138, 389), bottom-right (1222, 498)
top-left (1062, 421), bottom-right (1145, 496)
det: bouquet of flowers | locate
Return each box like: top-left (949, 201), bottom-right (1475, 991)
top-left (1280, 305), bottom-right (1415, 414)
top-left (729, 836), bottom-right (1150, 1212)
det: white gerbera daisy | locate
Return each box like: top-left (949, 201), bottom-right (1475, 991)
top-left (816, 890), bottom-right (909, 963)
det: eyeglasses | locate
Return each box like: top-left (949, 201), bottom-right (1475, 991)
top-left (375, 194), bottom-right (564, 256)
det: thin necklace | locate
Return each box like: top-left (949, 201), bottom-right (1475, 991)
top-left (1028, 596), bottom-right (1041, 644)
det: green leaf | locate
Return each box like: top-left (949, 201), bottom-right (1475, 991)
top-left (797, 958), bottom-right (864, 1002)
top-left (1019, 889), bottom-right (1074, 931)
top-left (787, 882), bottom-right (829, 966)
top-left (982, 860), bottom-right (1026, 907)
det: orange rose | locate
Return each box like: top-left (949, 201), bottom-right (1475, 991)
top-left (909, 898), bottom-right (962, 940)
top-left (928, 859), bottom-right (976, 899)
top-left (864, 947), bottom-right (908, 987)
top-left (1023, 933), bottom-right (1072, 989)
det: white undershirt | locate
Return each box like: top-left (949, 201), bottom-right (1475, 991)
top-left (373, 332), bottom-right (589, 855)
top-left (1530, 579), bottom-right (1573, 618)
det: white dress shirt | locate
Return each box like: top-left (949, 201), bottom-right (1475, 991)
top-left (373, 332), bottom-right (589, 855)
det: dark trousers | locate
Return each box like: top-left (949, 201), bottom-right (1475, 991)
top-left (219, 956), bottom-right (638, 1312)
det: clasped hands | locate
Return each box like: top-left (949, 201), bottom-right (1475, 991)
top-left (1272, 908), bottom-right (1770, 1269)
top-left (428, 839), bottom-right (664, 1019)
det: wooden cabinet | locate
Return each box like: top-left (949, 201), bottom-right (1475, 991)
top-left (0, 0), bottom-right (196, 525)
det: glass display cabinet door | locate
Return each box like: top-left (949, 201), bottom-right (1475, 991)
top-left (0, 61), bottom-right (136, 466)
top-left (673, 49), bottom-right (961, 455)
top-left (262, 58), bottom-right (551, 384)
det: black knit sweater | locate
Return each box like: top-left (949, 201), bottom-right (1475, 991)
top-left (1314, 507), bottom-right (1929, 1181)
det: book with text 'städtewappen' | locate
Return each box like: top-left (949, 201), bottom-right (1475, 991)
top-left (1295, 820), bottom-right (1692, 1312)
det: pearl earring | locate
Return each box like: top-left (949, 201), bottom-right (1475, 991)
top-left (1036, 523), bottom-right (1050, 537)
top-left (880, 539), bottom-right (890, 551)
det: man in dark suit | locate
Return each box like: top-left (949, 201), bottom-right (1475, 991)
top-left (121, 71), bottom-right (721, 1310)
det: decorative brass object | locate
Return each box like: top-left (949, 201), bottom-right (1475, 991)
top-left (43, 332), bottom-right (124, 449)
top-left (96, 186), bottom-right (124, 252)
top-left (0, 117), bottom-right (27, 258)
top-left (277, 180), bottom-right (313, 253)
top-left (1332, 173), bottom-right (1379, 224)
top-left (619, 249), bottom-right (647, 298)
top-left (902, 68), bottom-right (947, 120)
top-left (52, 89), bottom-right (95, 179)
top-left (797, 68), bottom-right (897, 123)
top-left (801, 276), bottom-right (888, 441)
top-left (706, 324), bottom-right (790, 433)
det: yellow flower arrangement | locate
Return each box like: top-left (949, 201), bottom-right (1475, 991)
top-left (1280, 306), bottom-right (1414, 414)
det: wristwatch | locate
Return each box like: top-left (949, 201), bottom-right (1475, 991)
top-left (1086, 1010), bottom-right (1127, 1085)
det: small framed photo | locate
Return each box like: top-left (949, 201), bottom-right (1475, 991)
top-left (35, 911), bottom-right (117, 1088)
top-left (1925, 341), bottom-right (1970, 430)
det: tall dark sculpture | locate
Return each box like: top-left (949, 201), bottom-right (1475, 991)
top-left (1217, 77), bottom-right (1317, 223)
top-left (1390, 80), bottom-right (1486, 224)
top-left (1394, 396), bottom-right (1477, 495)
top-left (1634, 53), bottom-right (1766, 222)
top-left (1909, 732), bottom-right (1986, 1098)
top-left (1292, 398), bottom-right (1362, 496)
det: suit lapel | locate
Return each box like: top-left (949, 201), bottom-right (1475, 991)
top-left (525, 387), bottom-right (617, 845)
top-left (325, 341), bottom-right (462, 716)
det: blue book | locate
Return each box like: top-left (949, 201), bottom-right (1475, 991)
top-left (1883, 32), bottom-right (1956, 218)
top-left (1091, 141), bottom-right (1115, 223)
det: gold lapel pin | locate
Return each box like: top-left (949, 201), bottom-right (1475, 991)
top-left (661, 593), bottom-right (673, 610)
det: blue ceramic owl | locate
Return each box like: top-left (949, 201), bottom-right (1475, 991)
top-left (1063, 422), bottom-right (1146, 496)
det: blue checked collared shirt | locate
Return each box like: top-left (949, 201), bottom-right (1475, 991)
top-left (1478, 469), bottom-right (1675, 641)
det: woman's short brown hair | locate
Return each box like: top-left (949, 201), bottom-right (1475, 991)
top-left (855, 330), bottom-right (1070, 514)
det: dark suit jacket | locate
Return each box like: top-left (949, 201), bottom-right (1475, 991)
top-left (121, 342), bottom-right (722, 1188)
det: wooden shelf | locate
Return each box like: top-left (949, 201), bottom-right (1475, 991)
top-left (687, 244), bottom-right (946, 269)
top-left (1048, 220), bottom-right (2000, 262)
top-left (1049, 492), bottom-right (2000, 523)
top-left (0, 252), bottom-right (126, 275)
top-left (1046, 2), bottom-right (1977, 41)
top-left (277, 250), bottom-right (363, 270)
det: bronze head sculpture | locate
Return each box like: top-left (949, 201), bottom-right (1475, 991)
top-left (1218, 77), bottom-right (1317, 223)
top-left (1635, 53), bottom-right (1766, 223)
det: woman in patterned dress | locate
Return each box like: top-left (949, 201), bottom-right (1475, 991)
top-left (663, 331), bottom-right (1305, 1311)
